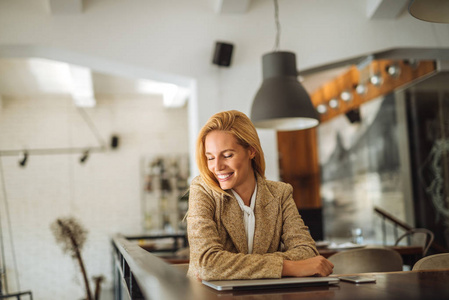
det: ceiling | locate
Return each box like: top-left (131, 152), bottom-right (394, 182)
top-left (0, 57), bottom-right (190, 108)
top-left (1, 0), bottom-right (446, 108)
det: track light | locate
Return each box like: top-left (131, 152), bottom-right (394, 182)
top-left (340, 90), bottom-right (353, 102)
top-left (317, 104), bottom-right (328, 114)
top-left (329, 98), bottom-right (339, 109)
top-left (18, 151), bottom-right (28, 167)
top-left (355, 83), bottom-right (367, 95)
top-left (386, 64), bottom-right (401, 78)
top-left (370, 72), bottom-right (383, 87)
top-left (80, 150), bottom-right (89, 164)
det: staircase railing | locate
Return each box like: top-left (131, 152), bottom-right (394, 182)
top-left (374, 206), bottom-right (448, 253)
top-left (374, 206), bottom-right (412, 245)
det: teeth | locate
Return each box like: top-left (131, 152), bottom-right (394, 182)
top-left (217, 174), bottom-right (231, 179)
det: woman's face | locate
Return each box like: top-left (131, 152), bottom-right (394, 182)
top-left (205, 130), bottom-right (255, 192)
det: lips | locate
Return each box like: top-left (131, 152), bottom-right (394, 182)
top-left (216, 173), bottom-right (234, 182)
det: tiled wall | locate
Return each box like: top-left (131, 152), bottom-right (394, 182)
top-left (0, 94), bottom-right (189, 299)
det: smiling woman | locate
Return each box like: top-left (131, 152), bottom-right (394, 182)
top-left (186, 110), bottom-right (334, 281)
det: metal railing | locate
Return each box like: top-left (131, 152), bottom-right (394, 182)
top-left (111, 235), bottom-right (196, 300)
top-left (374, 206), bottom-right (448, 254)
top-left (374, 206), bottom-right (412, 245)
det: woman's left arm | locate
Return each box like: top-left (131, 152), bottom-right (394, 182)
top-left (276, 184), bottom-right (320, 261)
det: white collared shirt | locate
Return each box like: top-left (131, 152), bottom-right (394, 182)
top-left (231, 183), bottom-right (257, 254)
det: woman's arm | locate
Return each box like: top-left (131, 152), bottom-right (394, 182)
top-left (276, 183), bottom-right (319, 260)
top-left (277, 184), bottom-right (334, 276)
top-left (282, 256), bottom-right (334, 277)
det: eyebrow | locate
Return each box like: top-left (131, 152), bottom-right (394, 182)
top-left (205, 149), bottom-right (235, 155)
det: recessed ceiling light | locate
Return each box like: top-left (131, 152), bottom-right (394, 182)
top-left (386, 64), bottom-right (401, 78)
top-left (370, 73), bottom-right (383, 87)
top-left (340, 90), bottom-right (353, 102)
top-left (329, 98), bottom-right (339, 109)
top-left (317, 104), bottom-right (327, 114)
top-left (355, 83), bottom-right (367, 95)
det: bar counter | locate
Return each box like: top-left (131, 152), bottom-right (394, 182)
top-left (112, 235), bottom-right (449, 300)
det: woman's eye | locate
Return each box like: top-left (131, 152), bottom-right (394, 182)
top-left (224, 154), bottom-right (233, 159)
top-left (207, 157), bottom-right (214, 161)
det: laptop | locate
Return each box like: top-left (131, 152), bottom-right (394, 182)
top-left (202, 276), bottom-right (340, 291)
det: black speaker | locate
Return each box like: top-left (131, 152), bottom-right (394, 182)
top-left (345, 108), bottom-right (361, 123)
top-left (111, 135), bottom-right (119, 149)
top-left (212, 42), bottom-right (234, 67)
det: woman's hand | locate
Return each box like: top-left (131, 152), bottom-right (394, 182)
top-left (282, 256), bottom-right (334, 277)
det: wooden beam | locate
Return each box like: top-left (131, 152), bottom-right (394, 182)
top-left (311, 60), bottom-right (436, 123)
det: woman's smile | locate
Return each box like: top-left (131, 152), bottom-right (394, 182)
top-left (216, 172), bottom-right (234, 182)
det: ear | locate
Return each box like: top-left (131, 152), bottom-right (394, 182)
top-left (248, 147), bottom-right (256, 159)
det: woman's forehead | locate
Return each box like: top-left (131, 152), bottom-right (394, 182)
top-left (205, 131), bottom-right (239, 151)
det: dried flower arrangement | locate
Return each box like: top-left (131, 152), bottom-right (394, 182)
top-left (51, 217), bottom-right (104, 300)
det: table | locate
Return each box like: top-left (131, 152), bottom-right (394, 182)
top-left (195, 269), bottom-right (449, 300)
top-left (113, 235), bottom-right (448, 300)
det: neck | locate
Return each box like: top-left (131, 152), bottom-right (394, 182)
top-left (233, 174), bottom-right (256, 206)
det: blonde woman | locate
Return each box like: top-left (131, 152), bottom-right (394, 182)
top-left (187, 110), bottom-right (333, 280)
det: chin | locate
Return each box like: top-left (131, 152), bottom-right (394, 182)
top-left (218, 181), bottom-right (234, 191)
top-left (219, 184), bottom-right (231, 190)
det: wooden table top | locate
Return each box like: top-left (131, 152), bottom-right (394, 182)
top-left (195, 269), bottom-right (449, 300)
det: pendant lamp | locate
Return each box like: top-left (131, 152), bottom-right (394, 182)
top-left (408, 0), bottom-right (449, 23)
top-left (250, 0), bottom-right (319, 131)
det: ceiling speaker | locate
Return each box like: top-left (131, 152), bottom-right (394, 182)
top-left (212, 42), bottom-right (234, 67)
top-left (111, 135), bottom-right (119, 149)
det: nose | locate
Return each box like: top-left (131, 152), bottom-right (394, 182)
top-left (214, 157), bottom-right (225, 171)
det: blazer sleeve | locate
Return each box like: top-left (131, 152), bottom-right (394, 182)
top-left (187, 183), bottom-right (285, 280)
top-left (274, 183), bottom-right (319, 261)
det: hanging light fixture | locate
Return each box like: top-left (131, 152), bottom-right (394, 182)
top-left (250, 0), bottom-right (319, 131)
top-left (408, 0), bottom-right (449, 23)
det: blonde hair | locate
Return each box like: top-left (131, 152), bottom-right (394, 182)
top-left (196, 110), bottom-right (265, 195)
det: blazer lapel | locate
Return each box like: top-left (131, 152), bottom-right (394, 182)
top-left (221, 194), bottom-right (249, 254)
top-left (253, 175), bottom-right (279, 254)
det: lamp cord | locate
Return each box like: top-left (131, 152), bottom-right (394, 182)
top-left (0, 157), bottom-right (21, 293)
top-left (273, 0), bottom-right (281, 51)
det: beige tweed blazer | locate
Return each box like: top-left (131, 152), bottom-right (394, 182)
top-left (186, 174), bottom-right (318, 280)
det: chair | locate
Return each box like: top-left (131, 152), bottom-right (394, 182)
top-left (328, 247), bottom-right (403, 274)
top-left (394, 228), bottom-right (434, 257)
top-left (412, 253), bottom-right (449, 271)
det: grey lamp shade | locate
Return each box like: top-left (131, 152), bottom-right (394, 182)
top-left (251, 51), bottom-right (319, 131)
top-left (409, 0), bottom-right (449, 23)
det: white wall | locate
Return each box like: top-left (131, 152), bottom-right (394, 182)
top-left (0, 95), bottom-right (188, 299)
top-left (0, 0), bottom-right (449, 299)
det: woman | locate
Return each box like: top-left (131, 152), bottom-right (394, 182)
top-left (187, 110), bottom-right (333, 280)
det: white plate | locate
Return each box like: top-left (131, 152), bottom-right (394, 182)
top-left (327, 242), bottom-right (367, 250)
top-left (315, 241), bottom-right (330, 248)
